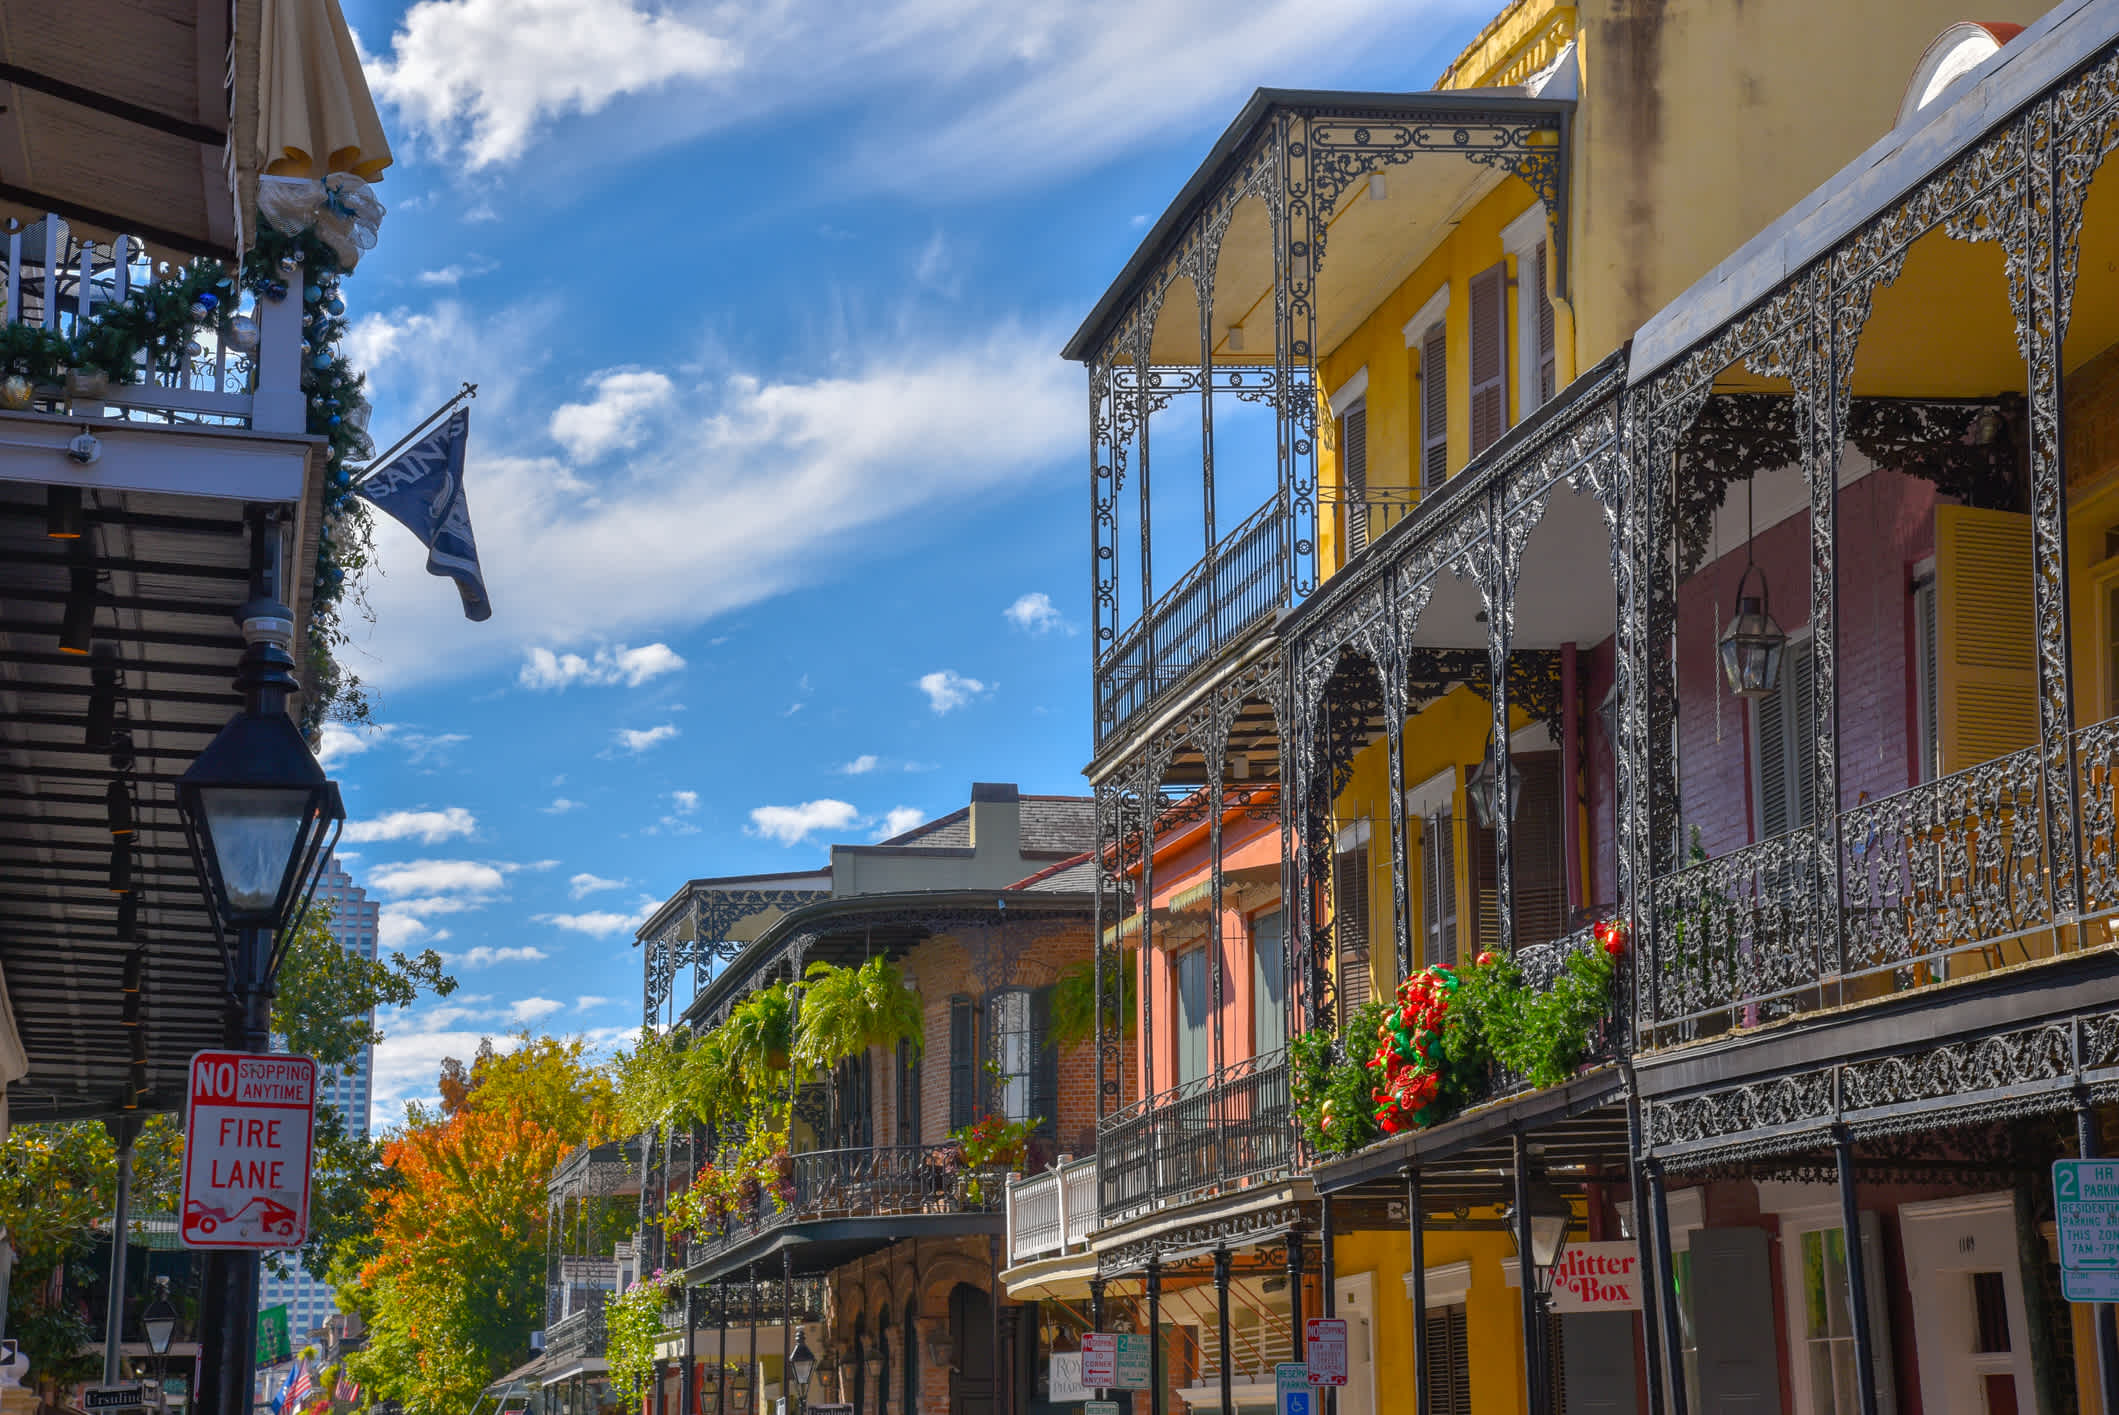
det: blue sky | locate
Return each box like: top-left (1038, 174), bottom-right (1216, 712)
top-left (328, 0), bottom-right (1490, 1127)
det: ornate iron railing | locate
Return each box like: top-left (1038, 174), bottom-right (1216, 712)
top-left (1, 213), bottom-right (303, 432)
top-left (683, 1144), bottom-right (1005, 1270)
top-left (660, 1276), bottom-right (826, 1333)
top-left (1320, 485), bottom-right (1421, 567)
top-left (544, 1291), bottom-right (611, 1362)
top-left (1642, 830), bottom-right (1826, 1042)
top-left (1096, 1048), bottom-right (1291, 1223)
top-left (1098, 496), bottom-right (1288, 746)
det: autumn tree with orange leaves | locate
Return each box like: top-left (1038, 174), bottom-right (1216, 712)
top-left (332, 1035), bottom-right (614, 1414)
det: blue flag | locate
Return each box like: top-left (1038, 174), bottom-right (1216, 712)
top-left (355, 405), bottom-right (491, 621)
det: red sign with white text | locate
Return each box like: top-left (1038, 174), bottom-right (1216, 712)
top-left (179, 1051), bottom-right (316, 1250)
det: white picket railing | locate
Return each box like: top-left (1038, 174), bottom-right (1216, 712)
top-left (2, 214), bottom-right (303, 434)
top-left (1005, 1153), bottom-right (1099, 1266)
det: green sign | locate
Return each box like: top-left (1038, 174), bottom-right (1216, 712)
top-left (1111, 1334), bottom-right (1152, 1391)
top-left (2055, 1159), bottom-right (2119, 1301)
top-left (256, 1305), bottom-right (292, 1366)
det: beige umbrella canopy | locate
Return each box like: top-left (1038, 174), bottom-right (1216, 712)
top-left (258, 0), bottom-right (394, 181)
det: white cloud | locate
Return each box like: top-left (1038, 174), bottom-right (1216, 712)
top-left (615, 724), bottom-right (679, 753)
top-left (317, 721), bottom-right (390, 769)
top-left (519, 642), bottom-right (687, 690)
top-left (918, 669), bottom-right (988, 714)
top-left (549, 370), bottom-right (678, 462)
top-left (576, 995), bottom-right (614, 1011)
top-left (378, 910), bottom-right (433, 950)
top-left (443, 945), bottom-right (550, 968)
top-left (748, 798), bottom-right (858, 846)
top-left (342, 807), bottom-right (478, 845)
top-left (669, 790), bottom-right (700, 814)
top-left (837, 755), bottom-right (879, 776)
top-left (367, 859), bottom-right (509, 898)
top-left (336, 310), bottom-right (1080, 691)
top-left (509, 996), bottom-right (566, 1024)
top-left (569, 872), bottom-right (627, 899)
top-left (416, 257), bottom-right (497, 287)
top-left (1004, 591), bottom-right (1071, 636)
top-left (543, 797), bottom-right (583, 814)
top-left (535, 903), bottom-right (655, 937)
top-left (365, 0), bottom-right (738, 169)
top-left (873, 807), bottom-right (925, 841)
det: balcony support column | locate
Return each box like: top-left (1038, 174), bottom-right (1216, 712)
top-left (2079, 1102), bottom-right (2119, 1415)
top-left (1622, 1083), bottom-right (1667, 1415)
top-left (1147, 1253), bottom-right (1164, 1415)
top-left (683, 1286), bottom-right (698, 1415)
top-left (1645, 1162), bottom-right (1688, 1415)
top-left (1513, 1134), bottom-right (1546, 1415)
top-left (1208, 718), bottom-right (1228, 1185)
top-left (1287, 1227), bottom-right (1306, 1361)
top-left (1320, 1193), bottom-right (1337, 1415)
top-left (1214, 1248), bottom-right (1234, 1415)
top-left (989, 1234), bottom-right (1007, 1415)
top-left (1140, 765), bottom-right (1158, 1108)
top-left (1405, 1168), bottom-right (1430, 1415)
top-left (1090, 1277), bottom-right (1109, 1403)
top-left (1832, 1127), bottom-right (1880, 1415)
top-left (1486, 487), bottom-right (1516, 957)
top-left (717, 1282), bottom-right (730, 1415)
top-left (782, 1250), bottom-right (794, 1409)
top-left (748, 1261), bottom-right (760, 1415)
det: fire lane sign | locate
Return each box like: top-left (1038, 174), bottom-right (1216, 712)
top-left (180, 1051), bottom-right (317, 1250)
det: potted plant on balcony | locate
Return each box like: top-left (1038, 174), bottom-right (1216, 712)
top-left (722, 982), bottom-right (796, 1089)
top-left (794, 957), bottom-right (924, 1071)
top-left (1046, 949), bottom-right (1138, 1049)
top-left (948, 1112), bottom-right (1038, 1207)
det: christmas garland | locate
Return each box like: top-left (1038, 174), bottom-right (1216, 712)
top-left (0, 221), bottom-right (373, 734)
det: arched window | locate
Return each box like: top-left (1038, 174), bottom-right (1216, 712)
top-left (851, 1312), bottom-right (868, 1415)
top-left (875, 1302), bottom-right (894, 1415)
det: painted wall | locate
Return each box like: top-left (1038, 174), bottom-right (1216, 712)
top-left (1566, 0), bottom-right (2051, 363)
top-left (1335, 1227), bottom-right (1529, 1415)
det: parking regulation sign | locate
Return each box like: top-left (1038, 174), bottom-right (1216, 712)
top-left (2055, 1159), bottom-right (2119, 1301)
top-left (179, 1051), bottom-right (317, 1250)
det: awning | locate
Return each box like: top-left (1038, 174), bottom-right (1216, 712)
top-left (259, 0), bottom-right (394, 181)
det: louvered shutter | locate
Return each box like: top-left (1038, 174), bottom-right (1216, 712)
top-left (1469, 262), bottom-right (1507, 457)
top-left (1420, 809), bottom-right (1459, 968)
top-left (1756, 639), bottom-right (1818, 837)
top-left (1423, 1305), bottom-right (1472, 1415)
top-left (1471, 807), bottom-right (1501, 955)
top-left (896, 1038), bottom-right (921, 1145)
top-left (1029, 986), bottom-right (1058, 1138)
top-left (1560, 1312), bottom-right (1637, 1415)
top-left (1536, 240), bottom-right (1557, 404)
top-left (1693, 1227), bottom-right (1782, 1415)
top-left (1914, 577), bottom-right (1940, 781)
top-left (948, 996), bottom-right (976, 1130)
top-left (1935, 505), bottom-right (2038, 773)
top-left (1421, 324), bottom-right (1449, 491)
top-left (1342, 402), bottom-right (1370, 553)
top-left (1333, 840), bottom-right (1372, 1009)
top-left (1509, 752), bottom-right (1569, 949)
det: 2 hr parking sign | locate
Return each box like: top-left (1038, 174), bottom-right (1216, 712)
top-left (179, 1051), bottom-right (317, 1250)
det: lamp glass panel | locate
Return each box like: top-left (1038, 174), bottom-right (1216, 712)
top-left (1531, 1212), bottom-right (1570, 1269)
top-left (143, 1313), bottom-right (176, 1353)
top-left (199, 786), bottom-right (310, 912)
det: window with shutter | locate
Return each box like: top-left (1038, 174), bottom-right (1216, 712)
top-left (1333, 839), bottom-right (1373, 1010)
top-left (896, 1037), bottom-right (921, 1146)
top-left (1468, 753), bottom-right (1567, 951)
top-left (1175, 947), bottom-right (1209, 1084)
top-left (987, 988), bottom-right (1035, 1123)
top-left (948, 996), bottom-right (977, 1131)
top-left (1755, 638), bottom-right (1819, 838)
top-left (1468, 262), bottom-right (1507, 457)
top-left (1420, 324), bottom-right (1449, 491)
top-left (1420, 808), bottom-right (1459, 968)
top-left (1934, 505), bottom-right (2037, 773)
top-left (1423, 1304), bottom-right (1473, 1415)
top-left (1029, 986), bottom-right (1058, 1137)
top-left (1251, 910), bottom-right (1287, 1057)
top-left (1912, 573), bottom-right (1940, 783)
top-left (1341, 400), bottom-right (1370, 554)
top-left (1535, 240), bottom-right (1557, 404)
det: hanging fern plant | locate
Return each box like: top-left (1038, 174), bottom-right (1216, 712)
top-left (720, 981), bottom-right (795, 1092)
top-left (612, 1027), bottom-right (692, 1134)
top-left (794, 957), bottom-right (924, 1071)
top-left (1047, 949), bottom-right (1138, 1050)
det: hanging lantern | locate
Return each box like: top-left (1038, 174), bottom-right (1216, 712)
top-left (1467, 732), bottom-right (1521, 829)
top-left (1717, 562), bottom-right (1787, 700)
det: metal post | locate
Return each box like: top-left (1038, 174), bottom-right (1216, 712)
top-left (749, 1262), bottom-right (761, 1415)
top-left (717, 1282), bottom-right (730, 1415)
top-left (1320, 1195), bottom-right (1336, 1415)
top-left (1146, 1255), bottom-right (1163, 1415)
top-left (684, 1286), bottom-right (699, 1415)
top-left (102, 1116), bottom-right (140, 1384)
top-left (1832, 1129), bottom-right (1880, 1415)
top-left (988, 1235), bottom-right (1005, 1415)
top-left (1089, 1277), bottom-right (1108, 1402)
top-left (208, 919), bottom-right (273, 1415)
top-left (1646, 1162), bottom-right (1688, 1415)
top-left (1406, 1168), bottom-right (1430, 1415)
top-left (1214, 1249), bottom-right (1233, 1415)
top-left (1624, 1089), bottom-right (1668, 1415)
top-left (782, 1251), bottom-right (794, 1412)
top-left (2080, 1103), bottom-right (2119, 1415)
top-left (1513, 1135), bottom-right (1546, 1415)
top-left (1287, 1229), bottom-right (1305, 1361)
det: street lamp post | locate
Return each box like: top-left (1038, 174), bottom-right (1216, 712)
top-left (178, 522), bottom-right (344, 1415)
top-left (143, 1276), bottom-right (178, 1412)
top-left (787, 1335), bottom-right (815, 1415)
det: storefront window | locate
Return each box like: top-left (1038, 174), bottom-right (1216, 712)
top-left (1801, 1228), bottom-right (1860, 1415)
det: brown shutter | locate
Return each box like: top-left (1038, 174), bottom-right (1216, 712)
top-left (1535, 240), bottom-right (1556, 404)
top-left (1334, 839), bottom-right (1372, 1010)
top-left (1420, 808), bottom-right (1459, 968)
top-left (1342, 402), bottom-right (1370, 553)
top-left (1934, 505), bottom-right (2037, 772)
top-left (1468, 262), bottom-right (1507, 457)
top-left (1421, 324), bottom-right (1449, 491)
top-left (1469, 751), bottom-right (1566, 951)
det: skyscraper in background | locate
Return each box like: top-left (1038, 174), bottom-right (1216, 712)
top-left (258, 853), bottom-right (377, 1340)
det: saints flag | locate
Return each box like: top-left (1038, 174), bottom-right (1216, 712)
top-left (355, 404), bottom-right (491, 621)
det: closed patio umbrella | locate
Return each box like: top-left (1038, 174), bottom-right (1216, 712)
top-left (259, 0), bottom-right (393, 181)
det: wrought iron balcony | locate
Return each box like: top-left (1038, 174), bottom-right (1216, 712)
top-left (1004, 1153), bottom-right (1098, 1265)
top-left (1319, 484), bottom-right (1422, 570)
top-left (1097, 1049), bottom-right (1291, 1225)
top-left (661, 1275), bottom-right (827, 1334)
top-left (683, 1143), bottom-right (1006, 1271)
top-left (1097, 495), bottom-right (1288, 747)
top-left (2, 214), bottom-right (304, 433)
top-left (544, 1291), bottom-right (611, 1363)
top-left (1640, 719), bottom-right (2119, 1048)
